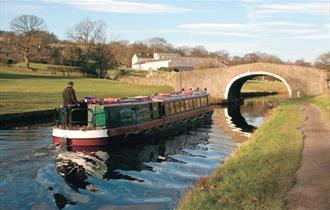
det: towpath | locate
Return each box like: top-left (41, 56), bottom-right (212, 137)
top-left (286, 104), bottom-right (330, 210)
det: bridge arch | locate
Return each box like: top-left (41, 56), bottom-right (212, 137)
top-left (224, 71), bottom-right (292, 99)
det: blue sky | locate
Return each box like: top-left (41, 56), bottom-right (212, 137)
top-left (1, 0), bottom-right (329, 62)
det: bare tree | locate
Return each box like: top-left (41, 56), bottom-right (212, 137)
top-left (243, 53), bottom-right (260, 63)
top-left (68, 18), bottom-right (119, 77)
top-left (189, 45), bottom-right (208, 57)
top-left (210, 50), bottom-right (230, 65)
top-left (68, 18), bottom-right (107, 45)
top-left (294, 59), bottom-right (311, 67)
top-left (315, 52), bottom-right (330, 71)
top-left (147, 37), bottom-right (172, 53)
top-left (10, 15), bottom-right (46, 68)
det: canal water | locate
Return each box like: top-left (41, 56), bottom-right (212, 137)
top-left (0, 96), bottom-right (283, 210)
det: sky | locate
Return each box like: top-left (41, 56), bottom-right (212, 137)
top-left (1, 0), bottom-right (329, 62)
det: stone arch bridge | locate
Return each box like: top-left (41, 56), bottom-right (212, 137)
top-left (120, 63), bottom-right (328, 100)
top-left (178, 63), bottom-right (328, 99)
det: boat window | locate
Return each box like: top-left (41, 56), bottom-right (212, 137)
top-left (201, 97), bottom-right (206, 107)
top-left (107, 108), bottom-right (120, 127)
top-left (197, 97), bottom-right (201, 108)
top-left (136, 105), bottom-right (151, 123)
top-left (189, 99), bottom-right (193, 109)
top-left (175, 101), bottom-right (181, 113)
top-left (120, 107), bottom-right (136, 125)
top-left (193, 98), bottom-right (200, 108)
top-left (169, 102), bottom-right (176, 114)
top-left (164, 103), bottom-right (170, 115)
top-left (185, 100), bottom-right (190, 111)
top-left (192, 98), bottom-right (196, 108)
top-left (180, 100), bottom-right (185, 112)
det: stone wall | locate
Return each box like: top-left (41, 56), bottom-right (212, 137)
top-left (118, 63), bottom-right (328, 100)
top-left (119, 72), bottom-right (179, 90)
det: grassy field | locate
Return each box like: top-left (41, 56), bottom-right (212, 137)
top-left (0, 67), bottom-right (173, 114)
top-left (179, 98), bottom-right (313, 210)
top-left (15, 62), bottom-right (79, 70)
top-left (241, 80), bottom-right (288, 94)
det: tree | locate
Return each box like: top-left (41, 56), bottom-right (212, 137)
top-left (243, 53), bottom-right (260, 64)
top-left (109, 41), bottom-right (130, 66)
top-left (88, 44), bottom-right (117, 78)
top-left (189, 45), bottom-right (208, 57)
top-left (62, 45), bottom-right (86, 67)
top-left (147, 37), bottom-right (172, 53)
top-left (210, 50), bottom-right (230, 65)
top-left (68, 18), bottom-right (119, 76)
top-left (10, 15), bottom-right (46, 68)
top-left (68, 18), bottom-right (106, 46)
top-left (294, 59), bottom-right (311, 67)
top-left (229, 56), bottom-right (244, 65)
top-left (257, 53), bottom-right (283, 64)
top-left (315, 52), bottom-right (330, 71)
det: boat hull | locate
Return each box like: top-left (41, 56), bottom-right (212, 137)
top-left (53, 107), bottom-right (213, 147)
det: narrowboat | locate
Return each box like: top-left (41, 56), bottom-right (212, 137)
top-left (52, 89), bottom-right (213, 147)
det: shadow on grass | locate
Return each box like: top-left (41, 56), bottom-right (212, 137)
top-left (0, 72), bottom-right (76, 80)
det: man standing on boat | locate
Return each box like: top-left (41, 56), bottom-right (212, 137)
top-left (63, 81), bottom-right (79, 125)
top-left (63, 81), bottom-right (79, 107)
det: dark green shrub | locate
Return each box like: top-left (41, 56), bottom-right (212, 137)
top-left (158, 67), bottom-right (176, 72)
top-left (46, 66), bottom-right (82, 73)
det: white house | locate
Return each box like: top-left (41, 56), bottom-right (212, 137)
top-left (132, 53), bottom-right (227, 71)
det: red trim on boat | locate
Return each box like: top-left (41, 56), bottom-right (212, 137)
top-left (53, 136), bottom-right (112, 147)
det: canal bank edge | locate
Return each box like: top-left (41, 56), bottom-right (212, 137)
top-left (286, 104), bottom-right (330, 210)
top-left (0, 109), bottom-right (53, 128)
top-left (178, 100), bottom-right (307, 209)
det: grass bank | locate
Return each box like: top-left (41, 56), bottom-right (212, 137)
top-left (179, 100), bottom-right (307, 210)
top-left (0, 67), bottom-right (173, 115)
top-left (241, 80), bottom-right (288, 94)
top-left (309, 95), bottom-right (330, 126)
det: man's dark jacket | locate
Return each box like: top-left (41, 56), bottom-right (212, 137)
top-left (63, 87), bottom-right (78, 106)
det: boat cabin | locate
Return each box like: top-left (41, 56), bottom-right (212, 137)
top-left (55, 90), bottom-right (210, 129)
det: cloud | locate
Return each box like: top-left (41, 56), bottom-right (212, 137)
top-left (3, 2), bottom-right (43, 15)
top-left (41, 0), bottom-right (191, 13)
top-left (176, 20), bottom-right (328, 40)
top-left (242, 1), bottom-right (329, 23)
top-left (192, 31), bottom-right (258, 38)
top-left (178, 23), bottom-right (251, 30)
top-left (258, 2), bottom-right (329, 16)
top-left (177, 21), bottom-right (316, 32)
top-left (291, 34), bottom-right (330, 40)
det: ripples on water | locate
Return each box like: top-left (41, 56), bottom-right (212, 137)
top-left (0, 103), bottom-right (270, 210)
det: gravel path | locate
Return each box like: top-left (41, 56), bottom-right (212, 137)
top-left (286, 104), bottom-right (330, 210)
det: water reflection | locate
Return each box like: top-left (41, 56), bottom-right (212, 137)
top-left (45, 112), bottom-right (239, 209)
top-left (0, 96), bottom-right (282, 210)
top-left (226, 105), bottom-right (256, 134)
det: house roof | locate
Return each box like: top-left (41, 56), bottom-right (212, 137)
top-left (156, 53), bottom-right (180, 57)
top-left (169, 57), bottom-right (227, 68)
top-left (132, 54), bottom-right (227, 68)
top-left (133, 58), bottom-right (170, 65)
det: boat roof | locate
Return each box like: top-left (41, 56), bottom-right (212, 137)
top-left (86, 90), bottom-right (208, 108)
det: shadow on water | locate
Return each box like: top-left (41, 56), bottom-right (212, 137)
top-left (226, 105), bottom-right (256, 133)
